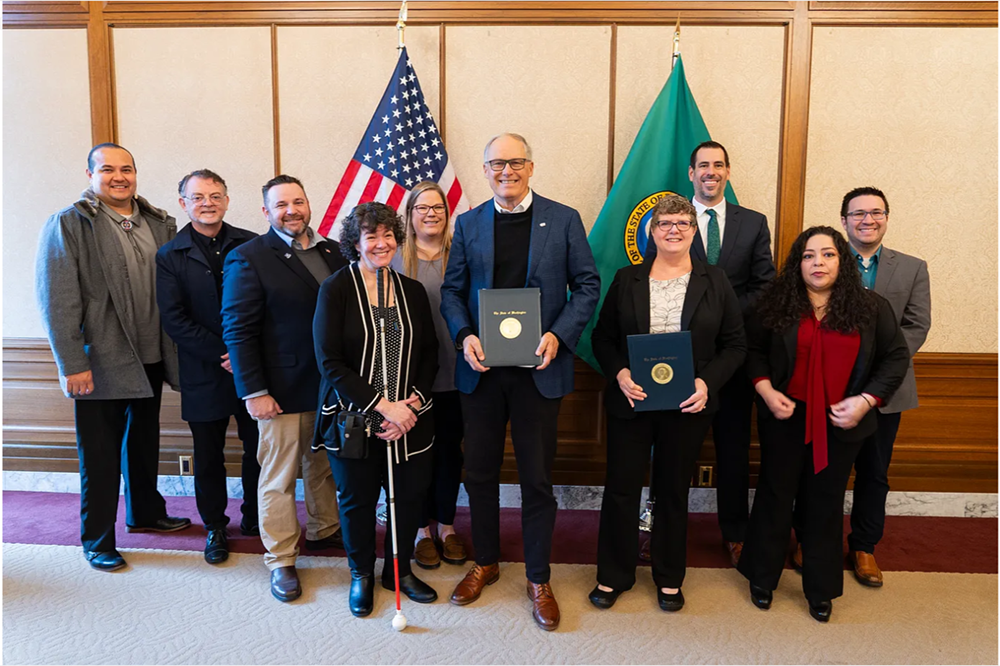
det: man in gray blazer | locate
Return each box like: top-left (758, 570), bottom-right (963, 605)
top-left (840, 186), bottom-right (931, 587)
top-left (36, 143), bottom-right (191, 573)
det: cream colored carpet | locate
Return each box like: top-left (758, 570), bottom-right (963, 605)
top-left (3, 543), bottom-right (996, 665)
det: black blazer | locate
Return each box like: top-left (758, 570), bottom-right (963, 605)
top-left (646, 203), bottom-right (775, 314)
top-left (592, 259), bottom-right (747, 420)
top-left (313, 264), bottom-right (439, 463)
top-left (156, 222), bottom-right (257, 422)
top-left (745, 295), bottom-right (909, 442)
top-left (221, 228), bottom-right (348, 414)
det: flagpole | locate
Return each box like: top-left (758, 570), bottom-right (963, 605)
top-left (396, 0), bottom-right (408, 51)
top-left (671, 17), bottom-right (681, 71)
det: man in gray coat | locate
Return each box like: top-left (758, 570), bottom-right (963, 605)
top-left (36, 143), bottom-right (191, 572)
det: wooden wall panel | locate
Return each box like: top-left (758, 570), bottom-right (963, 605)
top-left (5, 338), bottom-right (995, 492)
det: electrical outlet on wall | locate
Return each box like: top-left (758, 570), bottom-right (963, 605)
top-left (179, 455), bottom-right (193, 476)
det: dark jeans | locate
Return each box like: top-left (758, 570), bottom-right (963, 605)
top-left (738, 403), bottom-right (863, 603)
top-left (848, 410), bottom-right (902, 554)
top-left (74, 362), bottom-right (168, 553)
top-left (188, 407), bottom-right (261, 531)
top-left (420, 390), bottom-right (464, 527)
top-left (710, 372), bottom-right (754, 542)
top-left (597, 410), bottom-right (711, 590)
top-left (326, 440), bottom-right (432, 581)
top-left (460, 368), bottom-right (562, 584)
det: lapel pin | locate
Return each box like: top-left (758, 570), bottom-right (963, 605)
top-left (539, 222), bottom-right (546, 227)
top-left (284, 253), bottom-right (292, 259)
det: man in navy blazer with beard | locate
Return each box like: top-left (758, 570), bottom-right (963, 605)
top-left (646, 141), bottom-right (776, 566)
top-left (441, 133), bottom-right (600, 631)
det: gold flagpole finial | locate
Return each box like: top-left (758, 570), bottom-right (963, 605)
top-left (671, 16), bottom-right (681, 70)
top-left (396, 0), bottom-right (408, 51)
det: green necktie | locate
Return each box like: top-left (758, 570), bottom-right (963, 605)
top-left (706, 208), bottom-right (721, 265)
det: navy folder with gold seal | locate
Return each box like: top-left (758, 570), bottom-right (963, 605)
top-left (626, 331), bottom-right (695, 411)
top-left (479, 288), bottom-right (542, 367)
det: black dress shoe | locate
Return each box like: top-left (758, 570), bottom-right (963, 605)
top-left (270, 566), bottom-right (301, 602)
top-left (126, 516), bottom-right (192, 533)
top-left (304, 529), bottom-right (344, 551)
top-left (239, 522), bottom-right (260, 537)
top-left (85, 550), bottom-right (126, 572)
top-left (808, 599), bottom-right (832, 622)
top-left (350, 571), bottom-right (375, 617)
top-left (750, 583), bottom-right (773, 610)
top-left (383, 572), bottom-right (438, 603)
top-left (588, 585), bottom-right (623, 609)
top-left (204, 529), bottom-right (229, 564)
top-left (657, 588), bottom-right (684, 612)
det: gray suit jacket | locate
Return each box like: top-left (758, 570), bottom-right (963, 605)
top-left (871, 246), bottom-right (931, 413)
top-left (36, 188), bottom-right (180, 400)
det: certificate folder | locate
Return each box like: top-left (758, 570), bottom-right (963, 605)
top-left (626, 331), bottom-right (695, 412)
top-left (479, 288), bottom-right (542, 367)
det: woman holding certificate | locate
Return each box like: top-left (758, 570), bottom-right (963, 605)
top-left (590, 194), bottom-right (746, 612)
top-left (737, 226), bottom-right (907, 622)
top-left (313, 202), bottom-right (440, 617)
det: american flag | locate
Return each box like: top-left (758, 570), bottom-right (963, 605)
top-left (318, 47), bottom-right (470, 238)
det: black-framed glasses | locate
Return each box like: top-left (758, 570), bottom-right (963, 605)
top-left (845, 209), bottom-right (887, 222)
top-left (485, 158), bottom-right (530, 172)
top-left (413, 204), bottom-right (446, 215)
top-left (654, 219), bottom-right (693, 232)
top-left (184, 194), bottom-right (226, 205)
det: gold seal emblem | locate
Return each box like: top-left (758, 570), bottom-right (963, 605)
top-left (623, 190), bottom-right (678, 265)
top-left (651, 363), bottom-right (674, 385)
top-left (499, 317), bottom-right (522, 340)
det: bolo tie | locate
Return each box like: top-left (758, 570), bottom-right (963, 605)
top-left (118, 217), bottom-right (145, 264)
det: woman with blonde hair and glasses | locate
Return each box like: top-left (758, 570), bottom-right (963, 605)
top-left (391, 180), bottom-right (468, 570)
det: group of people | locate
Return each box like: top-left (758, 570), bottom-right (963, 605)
top-left (36, 133), bottom-right (930, 629)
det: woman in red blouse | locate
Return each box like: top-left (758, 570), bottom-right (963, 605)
top-left (737, 226), bottom-right (908, 622)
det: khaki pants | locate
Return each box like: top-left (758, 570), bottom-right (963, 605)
top-left (256, 411), bottom-right (340, 570)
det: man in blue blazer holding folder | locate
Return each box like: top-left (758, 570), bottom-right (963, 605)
top-left (441, 133), bottom-right (600, 631)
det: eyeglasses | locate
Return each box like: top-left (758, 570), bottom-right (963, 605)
top-left (654, 219), bottom-right (693, 232)
top-left (184, 194), bottom-right (226, 205)
top-left (485, 158), bottom-right (530, 172)
top-left (845, 209), bottom-right (887, 222)
top-left (413, 204), bottom-right (446, 215)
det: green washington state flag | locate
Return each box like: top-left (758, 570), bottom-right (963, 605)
top-left (576, 55), bottom-right (738, 373)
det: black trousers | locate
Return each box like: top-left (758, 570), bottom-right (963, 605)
top-left (710, 372), bottom-right (754, 542)
top-left (188, 408), bottom-right (261, 531)
top-left (74, 362), bottom-right (168, 553)
top-left (327, 441), bottom-right (432, 580)
top-left (738, 403), bottom-right (863, 602)
top-left (848, 410), bottom-right (902, 554)
top-left (460, 368), bottom-right (562, 584)
top-left (598, 410), bottom-right (711, 590)
top-left (420, 390), bottom-right (465, 527)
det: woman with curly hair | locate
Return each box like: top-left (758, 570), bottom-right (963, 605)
top-left (737, 226), bottom-right (908, 622)
top-left (312, 201), bottom-right (440, 617)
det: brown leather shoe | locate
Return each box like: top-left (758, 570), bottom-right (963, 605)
top-left (414, 537), bottom-right (441, 569)
top-left (638, 536), bottom-right (651, 562)
top-left (526, 580), bottom-right (560, 631)
top-left (725, 541), bottom-right (743, 567)
top-left (792, 543), bottom-right (803, 572)
top-left (850, 550), bottom-right (883, 587)
top-left (440, 534), bottom-right (467, 565)
top-left (270, 565), bottom-right (301, 602)
top-left (450, 562), bottom-right (500, 605)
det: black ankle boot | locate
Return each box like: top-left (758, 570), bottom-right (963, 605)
top-left (349, 571), bottom-right (375, 617)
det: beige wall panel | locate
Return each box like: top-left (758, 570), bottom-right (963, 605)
top-left (615, 26), bottom-right (785, 247)
top-left (806, 27), bottom-right (998, 354)
top-left (114, 27), bottom-right (274, 234)
top-left (446, 26), bottom-right (611, 229)
top-left (277, 26), bottom-right (440, 224)
top-left (3, 29), bottom-right (92, 339)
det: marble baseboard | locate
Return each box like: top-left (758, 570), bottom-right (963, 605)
top-left (5, 471), bottom-right (997, 518)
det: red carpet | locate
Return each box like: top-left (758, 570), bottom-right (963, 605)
top-left (2, 491), bottom-right (995, 573)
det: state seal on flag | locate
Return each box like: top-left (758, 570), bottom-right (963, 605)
top-left (623, 191), bottom-right (677, 265)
